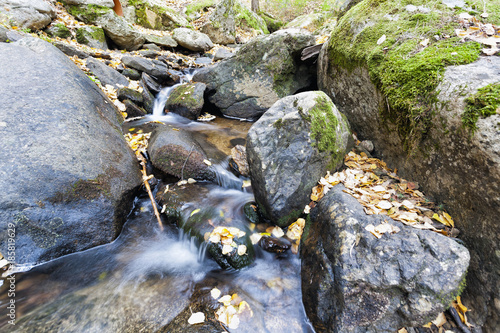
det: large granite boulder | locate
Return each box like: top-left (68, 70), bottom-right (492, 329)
top-left (247, 91), bottom-right (351, 227)
top-left (193, 29), bottom-right (315, 119)
top-left (128, 0), bottom-right (189, 30)
top-left (200, 0), bottom-right (268, 45)
top-left (302, 185), bottom-right (470, 332)
top-left (67, 4), bottom-right (144, 50)
top-left (0, 38), bottom-right (141, 265)
top-left (0, 0), bottom-right (56, 30)
top-left (76, 26), bottom-right (108, 49)
top-left (317, 0), bottom-right (500, 330)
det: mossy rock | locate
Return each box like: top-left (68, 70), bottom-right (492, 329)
top-left (45, 23), bottom-right (71, 38)
top-left (165, 82), bottom-right (206, 120)
top-left (128, 0), bottom-right (190, 30)
top-left (320, 0), bottom-right (499, 149)
top-left (259, 12), bottom-right (284, 33)
top-left (76, 26), bottom-right (108, 49)
top-left (185, 0), bottom-right (215, 19)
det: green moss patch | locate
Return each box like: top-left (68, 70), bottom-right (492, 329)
top-left (185, 0), bottom-right (215, 17)
top-left (462, 83), bottom-right (500, 131)
top-left (327, 0), bottom-right (496, 150)
top-left (310, 94), bottom-right (347, 169)
top-left (67, 4), bottom-right (112, 23)
top-left (234, 2), bottom-right (269, 34)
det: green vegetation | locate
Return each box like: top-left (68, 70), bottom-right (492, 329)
top-left (462, 83), bottom-right (500, 131)
top-left (310, 94), bottom-right (348, 170)
top-left (185, 0), bottom-right (215, 16)
top-left (326, 0), bottom-right (492, 151)
top-left (67, 4), bottom-right (112, 23)
top-left (234, 1), bottom-right (269, 34)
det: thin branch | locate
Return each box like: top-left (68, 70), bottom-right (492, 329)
top-left (137, 153), bottom-right (164, 231)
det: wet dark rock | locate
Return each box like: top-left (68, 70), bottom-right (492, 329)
top-left (165, 82), bottom-right (206, 120)
top-left (156, 184), bottom-right (255, 269)
top-left (140, 79), bottom-right (155, 114)
top-left (247, 91), bottom-right (351, 227)
top-left (86, 57), bottom-right (129, 88)
top-left (230, 144), bottom-right (249, 176)
top-left (122, 55), bottom-right (179, 85)
top-left (141, 72), bottom-right (162, 94)
top-left (301, 185), bottom-right (470, 332)
top-left (0, 0), bottom-right (56, 30)
top-left (213, 47), bottom-right (234, 61)
top-left (144, 34), bottom-right (177, 48)
top-left (148, 125), bottom-right (216, 181)
top-left (193, 29), bottom-right (315, 119)
top-left (117, 87), bottom-right (143, 105)
top-left (75, 26), bottom-right (108, 49)
top-left (45, 23), bottom-right (71, 39)
top-left (121, 67), bottom-right (141, 80)
top-left (0, 38), bottom-right (141, 265)
top-left (259, 236), bottom-right (290, 254)
top-left (53, 41), bottom-right (90, 58)
top-left (123, 100), bottom-right (147, 118)
top-left (172, 28), bottom-right (213, 52)
top-left (243, 202), bottom-right (260, 224)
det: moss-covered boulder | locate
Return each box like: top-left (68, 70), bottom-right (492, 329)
top-left (246, 91), bottom-right (351, 227)
top-left (185, 0), bottom-right (215, 21)
top-left (76, 26), bottom-right (108, 49)
top-left (165, 83), bottom-right (206, 120)
top-left (0, 38), bottom-right (141, 265)
top-left (259, 12), bottom-right (283, 33)
top-left (200, 0), bottom-right (268, 45)
top-left (128, 0), bottom-right (189, 30)
top-left (67, 4), bottom-right (144, 50)
top-left (156, 183), bottom-right (255, 269)
top-left (317, 0), bottom-right (500, 330)
top-left (172, 27), bottom-right (213, 52)
top-left (285, 12), bottom-right (325, 32)
top-left (45, 23), bottom-right (72, 38)
top-left (193, 29), bottom-right (315, 119)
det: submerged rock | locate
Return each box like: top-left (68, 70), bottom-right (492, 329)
top-left (193, 29), bottom-right (315, 119)
top-left (247, 91), bottom-right (351, 227)
top-left (157, 184), bottom-right (255, 269)
top-left (165, 82), bottom-right (206, 120)
top-left (0, 38), bottom-right (141, 265)
top-left (301, 185), bottom-right (470, 332)
top-left (0, 0), bottom-right (56, 30)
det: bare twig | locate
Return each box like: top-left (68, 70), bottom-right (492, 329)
top-left (137, 153), bottom-right (163, 231)
top-left (181, 144), bottom-right (195, 180)
top-left (448, 307), bottom-right (472, 333)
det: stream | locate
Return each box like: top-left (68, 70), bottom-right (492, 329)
top-left (0, 69), bottom-right (314, 332)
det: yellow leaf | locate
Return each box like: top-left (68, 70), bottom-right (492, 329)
top-left (443, 212), bottom-right (455, 228)
top-left (433, 213), bottom-right (453, 227)
top-left (190, 208), bottom-right (200, 217)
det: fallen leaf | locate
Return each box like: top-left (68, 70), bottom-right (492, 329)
top-left (188, 312), bottom-right (205, 325)
top-left (377, 34), bottom-right (387, 45)
top-left (211, 287), bottom-right (221, 300)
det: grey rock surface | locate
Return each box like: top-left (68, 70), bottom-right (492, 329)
top-left (193, 29), bottom-right (315, 119)
top-left (172, 27), bottom-right (213, 52)
top-left (0, 0), bottom-right (55, 30)
top-left (165, 82), bottom-right (206, 120)
top-left (247, 91), bottom-right (351, 227)
top-left (302, 185), bottom-right (470, 332)
top-left (86, 57), bottom-right (129, 88)
top-left (0, 38), bottom-right (141, 265)
top-left (144, 34), bottom-right (177, 48)
top-left (53, 41), bottom-right (90, 58)
top-left (318, 32), bottom-right (500, 330)
top-left (122, 55), bottom-right (179, 85)
top-left (63, 0), bottom-right (114, 7)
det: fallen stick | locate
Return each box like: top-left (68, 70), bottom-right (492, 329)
top-left (137, 153), bottom-right (164, 231)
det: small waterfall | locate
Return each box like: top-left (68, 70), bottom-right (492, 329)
top-left (152, 68), bottom-right (198, 118)
top-left (211, 159), bottom-right (244, 190)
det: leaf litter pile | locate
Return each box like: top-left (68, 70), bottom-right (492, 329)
top-left (309, 150), bottom-right (458, 237)
top-left (456, 12), bottom-right (500, 56)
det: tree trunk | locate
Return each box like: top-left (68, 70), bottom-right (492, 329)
top-left (251, 0), bottom-right (259, 12)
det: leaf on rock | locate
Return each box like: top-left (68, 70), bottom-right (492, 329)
top-left (188, 312), bottom-right (205, 325)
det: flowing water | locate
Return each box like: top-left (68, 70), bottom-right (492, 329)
top-left (0, 71), bottom-right (314, 333)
